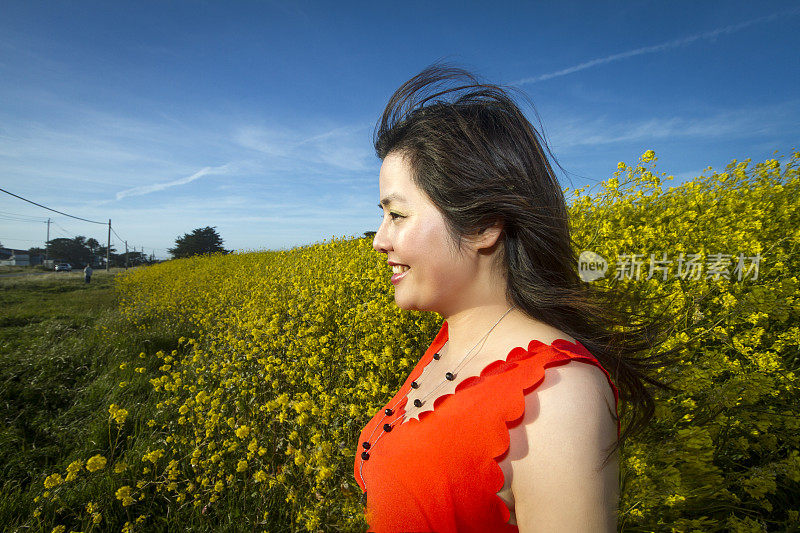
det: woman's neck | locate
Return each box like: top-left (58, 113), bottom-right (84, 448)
top-left (442, 301), bottom-right (518, 359)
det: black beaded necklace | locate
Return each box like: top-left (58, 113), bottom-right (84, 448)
top-left (358, 305), bottom-right (515, 504)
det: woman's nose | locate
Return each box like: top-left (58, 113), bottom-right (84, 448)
top-left (373, 220), bottom-right (391, 254)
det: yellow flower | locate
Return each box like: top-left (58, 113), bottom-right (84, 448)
top-left (665, 493), bottom-right (686, 506)
top-left (108, 404), bottom-right (128, 425)
top-left (642, 149), bottom-right (656, 163)
top-left (234, 425), bottom-right (250, 439)
top-left (65, 460), bottom-right (82, 481)
top-left (142, 449), bottom-right (165, 464)
top-left (253, 470), bottom-right (267, 483)
top-left (116, 486), bottom-right (135, 507)
top-left (86, 454), bottom-right (107, 472)
top-left (51, 526), bottom-right (66, 533)
top-left (44, 473), bottom-right (63, 489)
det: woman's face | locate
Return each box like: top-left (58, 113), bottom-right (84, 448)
top-left (373, 152), bottom-right (477, 313)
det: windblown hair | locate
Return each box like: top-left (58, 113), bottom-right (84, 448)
top-left (374, 62), bottom-right (683, 465)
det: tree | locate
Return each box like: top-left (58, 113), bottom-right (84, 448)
top-left (86, 238), bottom-right (100, 254)
top-left (168, 226), bottom-right (229, 259)
top-left (95, 245), bottom-right (117, 267)
top-left (85, 238), bottom-right (100, 265)
top-left (45, 236), bottom-right (108, 266)
top-left (46, 237), bottom-right (93, 266)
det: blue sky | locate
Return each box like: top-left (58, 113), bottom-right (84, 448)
top-left (1, 1), bottom-right (798, 258)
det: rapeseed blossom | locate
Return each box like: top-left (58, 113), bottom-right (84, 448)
top-left (86, 454), bottom-right (107, 472)
top-left (108, 403), bottom-right (128, 425)
top-left (43, 474), bottom-right (63, 489)
top-left (65, 461), bottom-right (82, 482)
top-left (115, 486), bottom-right (134, 507)
top-left (29, 151), bottom-right (800, 531)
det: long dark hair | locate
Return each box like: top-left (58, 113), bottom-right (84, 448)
top-left (373, 62), bottom-right (683, 465)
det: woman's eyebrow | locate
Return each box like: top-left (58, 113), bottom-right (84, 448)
top-left (379, 193), bottom-right (406, 208)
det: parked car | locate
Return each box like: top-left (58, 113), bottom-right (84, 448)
top-left (55, 263), bottom-right (72, 272)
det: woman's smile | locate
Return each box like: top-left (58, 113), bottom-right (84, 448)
top-left (388, 261), bottom-right (410, 284)
top-left (390, 266), bottom-right (409, 284)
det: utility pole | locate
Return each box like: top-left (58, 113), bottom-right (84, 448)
top-left (106, 219), bottom-right (111, 271)
top-left (125, 241), bottom-right (129, 269)
top-left (45, 218), bottom-right (51, 263)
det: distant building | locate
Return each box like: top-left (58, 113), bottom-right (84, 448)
top-left (0, 251), bottom-right (30, 266)
top-left (0, 248), bottom-right (43, 266)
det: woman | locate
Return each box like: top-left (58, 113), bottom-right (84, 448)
top-left (354, 64), bottom-right (678, 532)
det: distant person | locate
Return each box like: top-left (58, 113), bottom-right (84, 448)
top-left (84, 264), bottom-right (93, 284)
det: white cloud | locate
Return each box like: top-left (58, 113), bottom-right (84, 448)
top-left (547, 100), bottom-right (800, 149)
top-left (115, 164), bottom-right (232, 200)
top-left (513, 8), bottom-right (800, 85)
top-left (235, 123), bottom-right (374, 173)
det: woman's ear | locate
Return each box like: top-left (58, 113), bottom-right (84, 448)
top-left (473, 221), bottom-right (504, 252)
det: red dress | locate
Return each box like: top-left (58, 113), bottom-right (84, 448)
top-left (354, 321), bottom-right (621, 533)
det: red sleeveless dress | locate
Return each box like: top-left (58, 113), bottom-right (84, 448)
top-left (353, 321), bottom-right (621, 533)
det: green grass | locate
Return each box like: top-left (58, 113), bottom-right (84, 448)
top-left (0, 269), bottom-right (189, 530)
top-left (0, 271), bottom-right (117, 347)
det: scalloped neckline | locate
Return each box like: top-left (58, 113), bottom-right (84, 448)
top-left (394, 321), bottom-right (586, 427)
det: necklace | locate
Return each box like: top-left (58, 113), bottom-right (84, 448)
top-left (358, 305), bottom-right (516, 504)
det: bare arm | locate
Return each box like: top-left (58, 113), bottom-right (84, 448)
top-left (510, 361), bottom-right (620, 532)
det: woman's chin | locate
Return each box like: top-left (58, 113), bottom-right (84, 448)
top-left (393, 294), bottom-right (418, 311)
top-left (393, 295), bottom-right (431, 313)
top-left (393, 299), bottom-right (416, 311)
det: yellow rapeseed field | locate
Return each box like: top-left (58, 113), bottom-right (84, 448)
top-left (29, 151), bottom-right (800, 532)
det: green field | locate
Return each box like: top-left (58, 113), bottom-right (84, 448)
top-left (0, 270), bottom-right (188, 531)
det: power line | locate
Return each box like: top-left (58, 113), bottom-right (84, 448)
top-left (51, 227), bottom-right (73, 239)
top-left (52, 220), bottom-right (76, 236)
top-left (0, 189), bottom-right (167, 260)
top-left (0, 210), bottom-right (49, 222)
top-left (0, 187), bottom-right (105, 225)
top-left (0, 214), bottom-right (48, 223)
top-left (0, 237), bottom-right (42, 243)
top-left (110, 226), bottom-right (126, 243)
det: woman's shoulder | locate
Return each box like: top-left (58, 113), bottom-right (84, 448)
top-left (496, 314), bottom-right (579, 355)
top-left (493, 316), bottom-right (619, 437)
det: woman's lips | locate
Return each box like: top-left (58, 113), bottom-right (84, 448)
top-left (391, 268), bottom-right (409, 285)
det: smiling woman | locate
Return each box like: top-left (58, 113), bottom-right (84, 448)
top-left (354, 62), bottom-right (682, 532)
